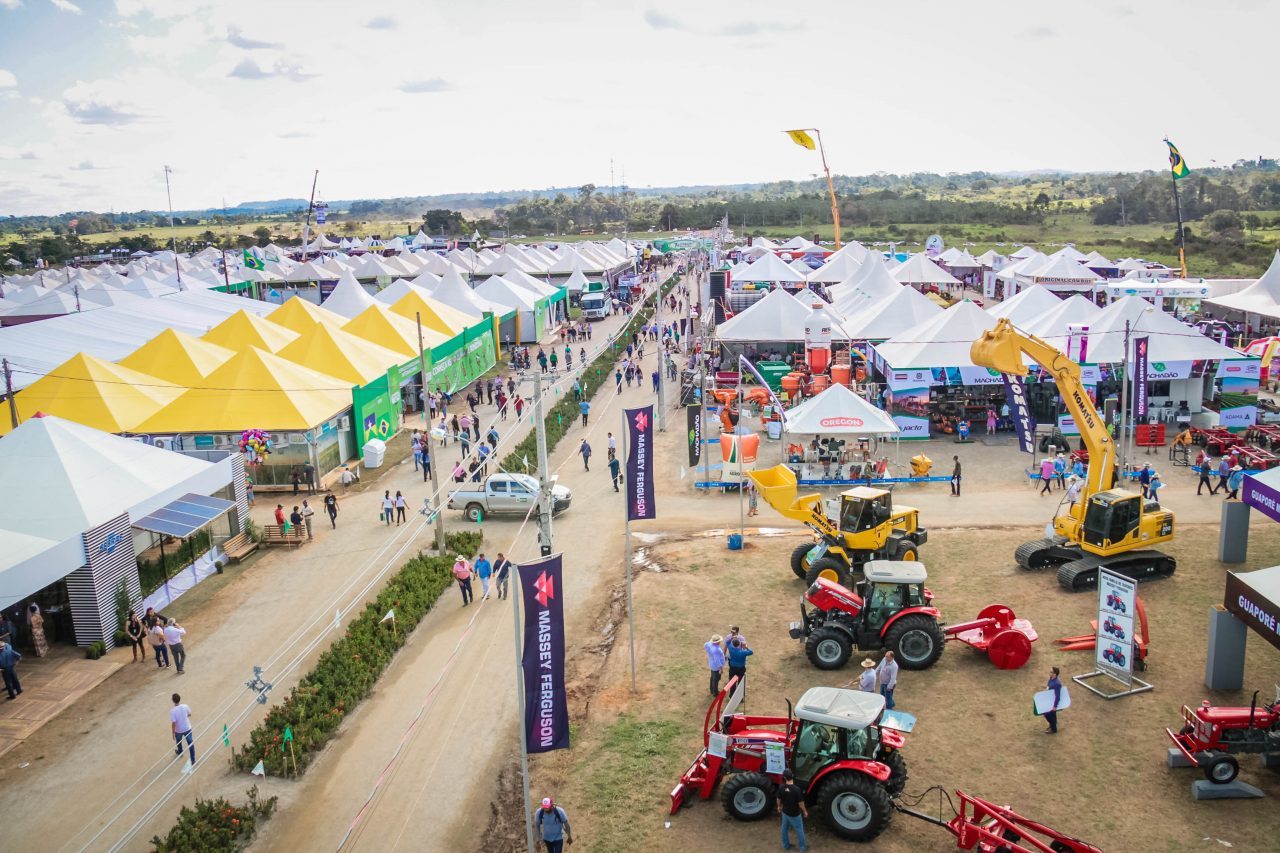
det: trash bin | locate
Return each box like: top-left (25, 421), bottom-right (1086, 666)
top-left (727, 533), bottom-right (743, 550)
top-left (363, 438), bottom-right (387, 469)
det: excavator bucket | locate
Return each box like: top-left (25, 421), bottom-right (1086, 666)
top-left (747, 464), bottom-right (824, 524)
top-left (971, 318), bottom-right (1031, 377)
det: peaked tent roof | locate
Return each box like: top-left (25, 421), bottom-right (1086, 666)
top-left (388, 290), bottom-right (475, 335)
top-left (976, 249), bottom-right (1002, 267)
top-left (892, 253), bottom-right (962, 286)
top-left (321, 270), bottom-right (378, 319)
top-left (268, 296), bottom-right (348, 334)
top-left (548, 246), bottom-right (591, 275)
top-left (1208, 250), bottom-right (1280, 319)
top-left (1009, 246), bottom-right (1038, 259)
top-left (201, 308), bottom-right (299, 353)
top-left (433, 268), bottom-right (511, 318)
top-left (373, 277), bottom-right (431, 305)
top-left (1084, 296), bottom-right (1245, 363)
top-left (562, 268), bottom-right (592, 293)
top-left (943, 249), bottom-right (981, 269)
top-left (1021, 294), bottom-right (1104, 341)
top-left (808, 253), bottom-right (863, 284)
top-left (284, 261), bottom-right (332, 284)
top-left (2, 353), bottom-right (181, 435)
top-left (734, 251), bottom-right (808, 283)
top-left (276, 322), bottom-right (404, 386)
top-left (342, 304), bottom-right (448, 357)
top-left (1028, 253), bottom-right (1101, 283)
top-left (839, 285), bottom-right (944, 341)
top-left (1050, 245), bottom-right (1089, 263)
top-left (874, 300), bottom-right (998, 368)
top-left (783, 382), bottom-right (899, 436)
top-left (500, 268), bottom-right (558, 298)
top-left (136, 347), bottom-right (353, 432)
top-left (995, 251), bottom-right (1050, 281)
top-left (475, 275), bottom-right (538, 311)
top-left (716, 288), bottom-right (835, 342)
top-left (987, 284), bottom-right (1062, 324)
top-left (117, 328), bottom-right (236, 385)
top-left (847, 255), bottom-right (904, 301)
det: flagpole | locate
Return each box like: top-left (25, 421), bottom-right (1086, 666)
top-left (812, 129), bottom-right (842, 252)
top-left (1165, 139), bottom-right (1189, 278)
top-left (622, 409), bottom-right (638, 693)
top-left (300, 169), bottom-right (319, 261)
top-left (510, 563), bottom-right (537, 853)
top-left (163, 165), bottom-right (181, 286)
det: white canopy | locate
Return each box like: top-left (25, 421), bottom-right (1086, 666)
top-left (717, 288), bottom-right (833, 342)
top-left (1084, 296), bottom-right (1246, 363)
top-left (320, 270), bottom-right (378, 318)
top-left (562, 268), bottom-right (592, 293)
top-left (1009, 246), bottom-right (1038, 259)
top-left (475, 275), bottom-right (538, 311)
top-left (784, 383), bottom-right (899, 436)
top-left (987, 285), bottom-right (1062, 325)
top-left (892, 253), bottom-right (961, 286)
top-left (807, 253), bottom-right (862, 284)
top-left (1021, 294), bottom-right (1104, 342)
top-left (874, 301), bottom-right (997, 368)
top-left (943, 249), bottom-right (981, 269)
top-left (843, 254), bottom-right (904, 301)
top-left (1028, 253), bottom-right (1101, 284)
top-left (839, 285), bottom-right (944, 341)
top-left (433, 268), bottom-right (510, 317)
top-left (976, 249), bottom-right (1002, 267)
top-left (373, 277), bottom-right (431, 305)
top-left (1208, 251), bottom-right (1280, 320)
top-left (995, 251), bottom-right (1050, 281)
top-left (1050, 245), bottom-right (1089, 263)
top-left (735, 251), bottom-right (808, 283)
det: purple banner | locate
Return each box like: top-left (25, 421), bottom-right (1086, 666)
top-left (1002, 374), bottom-right (1036, 454)
top-left (1243, 473), bottom-right (1280, 525)
top-left (1133, 336), bottom-right (1149, 419)
top-left (519, 554), bottom-right (570, 753)
top-left (625, 405), bottom-right (656, 521)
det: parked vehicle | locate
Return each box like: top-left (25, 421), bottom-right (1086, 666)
top-left (1167, 689), bottom-right (1280, 784)
top-left (447, 473), bottom-right (571, 522)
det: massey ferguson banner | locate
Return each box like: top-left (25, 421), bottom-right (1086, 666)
top-left (687, 404), bottom-right (702, 468)
top-left (519, 554), bottom-right (570, 753)
top-left (1133, 336), bottom-right (1149, 419)
top-left (626, 405), bottom-right (656, 521)
top-left (1002, 374), bottom-right (1036, 454)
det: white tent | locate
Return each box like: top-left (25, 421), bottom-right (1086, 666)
top-left (823, 240), bottom-right (870, 264)
top-left (1208, 250), bottom-right (1280, 320)
top-left (373, 277), bottom-right (431, 305)
top-left (433, 268), bottom-right (509, 318)
top-left (1085, 296), bottom-right (1245, 363)
top-left (548, 246), bottom-right (591, 275)
top-left (789, 258), bottom-right (815, 276)
top-left (873, 301), bottom-right (997, 368)
top-left (943, 249), bottom-right (982, 270)
top-left (734, 251), bottom-right (808, 284)
top-left (1026, 254), bottom-right (1101, 288)
top-left (1021, 294), bottom-right (1104, 342)
top-left (562, 268), bottom-right (592, 294)
top-left (784, 383), bottom-right (899, 436)
top-left (1050, 245), bottom-right (1089, 263)
top-left (976, 249), bottom-right (1002, 268)
top-left (321, 270), bottom-right (378, 318)
top-left (475, 275), bottom-right (538, 311)
top-left (892, 253), bottom-right (962, 287)
top-left (716, 288), bottom-right (841, 342)
top-left (501, 269), bottom-right (558, 298)
top-left (845, 254), bottom-right (904, 301)
top-left (1009, 246), bottom-right (1038, 260)
top-left (995, 251), bottom-right (1050, 282)
top-left (284, 261), bottom-right (331, 284)
top-left (808, 253), bottom-right (862, 284)
top-left (839, 285), bottom-right (944, 341)
top-left (987, 285), bottom-right (1062, 325)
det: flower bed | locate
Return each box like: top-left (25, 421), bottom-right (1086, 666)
top-left (231, 530), bottom-right (482, 776)
top-left (150, 786), bottom-right (276, 853)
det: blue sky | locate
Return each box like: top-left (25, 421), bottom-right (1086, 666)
top-left (0, 0), bottom-right (1277, 215)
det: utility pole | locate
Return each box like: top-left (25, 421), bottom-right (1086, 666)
top-left (163, 165), bottom-right (181, 286)
top-left (417, 313), bottom-right (446, 551)
top-left (532, 370), bottom-right (554, 556)
top-left (299, 170), bottom-right (319, 261)
top-left (3, 358), bottom-right (19, 429)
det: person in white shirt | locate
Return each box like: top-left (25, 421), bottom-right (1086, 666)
top-left (300, 500), bottom-right (315, 540)
top-left (876, 651), bottom-right (899, 710)
top-left (607, 432), bottom-right (617, 461)
top-left (857, 658), bottom-right (878, 692)
top-left (381, 491), bottom-right (394, 527)
top-left (1066, 476), bottom-right (1082, 507)
top-left (170, 693), bottom-right (194, 763)
top-left (163, 619), bottom-right (187, 674)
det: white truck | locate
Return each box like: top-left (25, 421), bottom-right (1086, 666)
top-left (447, 472), bottom-right (572, 522)
top-left (580, 280), bottom-right (610, 320)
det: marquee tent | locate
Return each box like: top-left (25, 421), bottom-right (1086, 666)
top-left (1083, 296), bottom-right (1244, 363)
top-left (432, 268), bottom-right (514, 319)
top-left (202, 309), bottom-right (299, 353)
top-left (268, 296), bottom-right (348, 334)
top-left (117, 328), bottom-right (235, 386)
top-left (1208, 250), bottom-right (1280, 320)
top-left (321, 270), bottom-right (378, 318)
top-left (892, 253), bottom-right (961, 288)
top-left (986, 284), bottom-right (1062, 325)
top-left (783, 382), bottom-right (900, 436)
top-left (839, 285), bottom-right (943, 341)
top-left (1020, 294), bottom-right (1103, 342)
top-left (389, 290), bottom-right (474, 336)
top-left (1, 353), bottom-right (181, 435)
top-left (1009, 246), bottom-right (1038, 260)
top-left (373, 277), bottom-right (431, 305)
top-left (343, 304), bottom-right (448, 358)
top-left (1024, 253), bottom-right (1102, 290)
top-left (807, 253), bottom-right (862, 284)
top-left (716, 287), bottom-right (840, 342)
top-left (873, 300), bottom-right (998, 370)
top-left (734, 251), bottom-right (808, 284)
top-left (277, 323), bottom-right (405, 386)
top-left (561, 268), bottom-right (593, 295)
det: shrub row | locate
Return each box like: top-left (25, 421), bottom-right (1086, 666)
top-left (150, 786), bottom-right (277, 853)
top-left (230, 529), bottom-right (482, 776)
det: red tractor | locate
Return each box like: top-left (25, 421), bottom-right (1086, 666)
top-left (1101, 616), bottom-right (1125, 640)
top-left (1101, 644), bottom-right (1126, 668)
top-left (1166, 688), bottom-right (1280, 784)
top-left (671, 677), bottom-right (908, 842)
top-left (1105, 592), bottom-right (1127, 613)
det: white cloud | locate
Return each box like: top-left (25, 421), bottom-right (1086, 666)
top-left (0, 0), bottom-right (22, 10)
top-left (60, 79), bottom-right (145, 126)
top-left (49, 0), bottom-right (81, 13)
top-left (398, 78), bottom-right (451, 94)
top-left (226, 25), bottom-right (281, 50)
top-left (70, 160), bottom-right (98, 170)
top-left (227, 57), bottom-right (315, 82)
top-left (0, 69), bottom-right (16, 89)
top-left (365, 15), bottom-right (395, 29)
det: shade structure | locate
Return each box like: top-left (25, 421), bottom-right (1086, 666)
top-left (561, 268), bottom-right (592, 294)
top-left (388, 290), bottom-right (474, 336)
top-left (433, 268), bottom-right (511, 318)
top-left (716, 288), bottom-right (835, 342)
top-left (976, 249), bottom-right (1002, 267)
top-left (843, 255), bottom-right (904, 302)
top-left (807, 253), bottom-right (863, 284)
top-left (839, 285), bottom-right (944, 341)
top-left (734, 251), bottom-right (808, 284)
top-left (321, 270), bottom-right (378, 319)
top-left (943, 249), bottom-right (981, 269)
top-left (783, 383), bottom-right (899, 436)
top-left (1009, 246), bottom-right (1038, 260)
top-left (284, 260), bottom-right (331, 284)
top-left (475, 275), bottom-right (538, 311)
top-left (500, 268), bottom-right (559, 299)
top-left (2, 352), bottom-right (181, 435)
top-left (892, 253), bottom-right (962, 287)
top-left (373, 276), bottom-right (433, 305)
top-left (995, 252), bottom-right (1050, 281)
top-left (1026, 253), bottom-right (1101, 287)
top-left (1021, 294), bottom-right (1104, 342)
top-left (133, 492), bottom-right (236, 539)
top-left (548, 247), bottom-right (590, 275)
top-left (1208, 250), bottom-right (1280, 320)
top-left (135, 347), bottom-right (353, 433)
top-left (202, 308), bottom-right (299, 353)
top-left (276, 323), bottom-right (405, 386)
top-left (1083, 296), bottom-right (1244, 363)
top-left (117, 328), bottom-right (236, 386)
top-left (343, 303), bottom-right (448, 357)
top-left (269, 296), bottom-right (348, 334)
top-left (873, 301), bottom-right (998, 369)
top-left (987, 284), bottom-right (1062, 325)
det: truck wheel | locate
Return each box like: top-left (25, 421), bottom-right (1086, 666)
top-left (884, 615), bottom-right (945, 670)
top-left (805, 627), bottom-right (852, 670)
top-left (894, 542), bottom-right (918, 562)
top-left (720, 771), bottom-right (776, 821)
top-left (816, 771), bottom-right (892, 842)
top-left (1204, 754), bottom-right (1239, 785)
top-left (881, 750), bottom-right (908, 796)
top-left (464, 504), bottom-right (484, 523)
top-left (790, 543), bottom-right (815, 579)
top-left (806, 557), bottom-right (851, 588)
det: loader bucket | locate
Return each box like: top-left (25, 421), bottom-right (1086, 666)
top-left (747, 464), bottom-right (824, 524)
top-left (971, 318), bottom-right (1030, 377)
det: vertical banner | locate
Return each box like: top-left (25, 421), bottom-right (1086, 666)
top-left (625, 405), bottom-right (656, 520)
top-left (1096, 569), bottom-right (1137, 686)
top-left (1133, 336), bottom-right (1149, 420)
top-left (686, 404), bottom-right (702, 468)
top-left (519, 554), bottom-right (570, 753)
top-left (1002, 374), bottom-right (1036, 454)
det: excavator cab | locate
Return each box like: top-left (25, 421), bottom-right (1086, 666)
top-left (1080, 491), bottom-right (1142, 550)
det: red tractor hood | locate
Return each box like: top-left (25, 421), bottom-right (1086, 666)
top-left (806, 578), bottom-right (863, 614)
top-left (1196, 706), bottom-right (1280, 727)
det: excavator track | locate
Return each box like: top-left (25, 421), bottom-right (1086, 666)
top-left (1014, 538), bottom-right (1078, 571)
top-left (1056, 550), bottom-right (1177, 592)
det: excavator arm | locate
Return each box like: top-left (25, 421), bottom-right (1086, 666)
top-left (971, 318), bottom-right (1115, 498)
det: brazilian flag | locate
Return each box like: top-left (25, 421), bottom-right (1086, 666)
top-left (243, 248), bottom-right (266, 270)
top-left (1165, 139), bottom-right (1190, 180)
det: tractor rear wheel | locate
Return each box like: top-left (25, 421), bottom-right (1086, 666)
top-left (806, 556), bottom-right (851, 588)
top-left (894, 541), bottom-right (918, 562)
top-left (1203, 753), bottom-right (1240, 785)
top-left (720, 771), bottom-right (776, 821)
top-left (884, 615), bottom-right (945, 670)
top-left (790, 543), bottom-right (815, 579)
top-left (805, 627), bottom-right (852, 670)
top-left (815, 771), bottom-right (892, 842)
top-left (881, 749), bottom-right (908, 796)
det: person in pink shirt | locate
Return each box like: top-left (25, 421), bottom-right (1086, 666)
top-left (1039, 458), bottom-right (1055, 496)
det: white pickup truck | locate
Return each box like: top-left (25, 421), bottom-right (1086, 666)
top-left (447, 473), bottom-right (572, 522)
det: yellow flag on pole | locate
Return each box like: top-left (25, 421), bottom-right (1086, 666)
top-left (785, 129), bottom-right (816, 151)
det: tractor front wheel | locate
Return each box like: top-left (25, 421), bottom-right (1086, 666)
top-left (884, 615), bottom-right (945, 670)
top-left (790, 543), bottom-right (815, 580)
top-left (881, 749), bottom-right (908, 796)
top-left (806, 556), bottom-right (851, 588)
top-left (1203, 753), bottom-right (1240, 785)
top-left (721, 771), bottom-right (776, 821)
top-left (805, 627), bottom-right (853, 670)
top-left (816, 771), bottom-right (892, 842)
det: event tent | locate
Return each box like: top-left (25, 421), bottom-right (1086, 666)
top-left (986, 284), bottom-right (1062, 325)
top-left (388, 290), bottom-right (474, 336)
top-left (373, 277), bottom-right (431, 306)
top-left (716, 288), bottom-right (837, 342)
top-left (734, 251), bottom-right (808, 284)
top-left (837, 254), bottom-right (903, 302)
top-left (892, 253), bottom-right (961, 288)
top-left (1, 353), bottom-right (181, 435)
top-left (1208, 250), bottom-right (1280, 319)
top-left (1024, 253), bottom-right (1101, 289)
top-left (321, 270), bottom-right (379, 318)
top-left (268, 296), bottom-right (348, 334)
top-left (561, 268), bottom-right (593, 295)
top-left (873, 301), bottom-right (997, 369)
top-left (277, 323), bottom-right (405, 386)
top-left (432, 268), bottom-right (513, 319)
top-left (839, 285), bottom-right (943, 341)
top-left (1020, 294), bottom-right (1103, 342)
top-left (117, 328), bottom-right (236, 386)
top-left (343, 304), bottom-right (448, 357)
top-left (1083, 296), bottom-right (1244, 363)
top-left (202, 309), bottom-right (299, 353)
top-left (783, 382), bottom-right (900, 436)
top-left (807, 253), bottom-right (863, 284)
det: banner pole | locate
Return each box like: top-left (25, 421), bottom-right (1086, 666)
top-left (623, 410), bottom-right (638, 693)
top-left (511, 563), bottom-right (537, 853)
top-left (738, 360), bottom-right (745, 542)
top-left (418, 313), bottom-right (445, 551)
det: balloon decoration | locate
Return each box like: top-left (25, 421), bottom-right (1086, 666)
top-left (239, 428), bottom-right (274, 465)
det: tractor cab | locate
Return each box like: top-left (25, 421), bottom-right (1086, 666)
top-left (1079, 489), bottom-right (1174, 554)
top-left (838, 487), bottom-right (893, 534)
top-left (860, 561), bottom-right (930, 630)
top-left (792, 687), bottom-right (888, 785)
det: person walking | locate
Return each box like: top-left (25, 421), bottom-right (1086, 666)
top-left (1197, 454), bottom-right (1216, 495)
top-left (951, 456), bottom-right (962, 497)
top-left (1054, 453), bottom-right (1067, 490)
top-left (857, 658), bottom-right (878, 692)
top-left (747, 479), bottom-right (759, 516)
top-left (607, 432), bottom-right (617, 460)
top-left (533, 798), bottom-right (573, 853)
top-left (578, 439), bottom-right (592, 471)
top-left (394, 491), bottom-right (407, 525)
top-left (164, 618), bottom-right (187, 674)
top-left (170, 693), bottom-right (195, 764)
top-left (494, 553), bottom-right (512, 600)
top-left (324, 491), bottom-right (339, 529)
top-left (1043, 666), bottom-right (1063, 734)
top-left (28, 604), bottom-right (46, 657)
top-left (412, 435), bottom-right (423, 472)
top-left (985, 407), bottom-right (997, 435)
top-left (725, 635), bottom-right (753, 698)
top-left (1215, 456), bottom-right (1231, 495)
top-left (422, 442), bottom-right (432, 482)
top-left (651, 369), bottom-right (660, 393)
top-left (381, 491), bottom-right (394, 526)
top-left (1137, 463), bottom-right (1152, 499)
top-left (1039, 457), bottom-right (1055, 496)
top-left (452, 555), bottom-right (475, 607)
top-left (1226, 464), bottom-right (1245, 500)
top-left (1066, 476), bottom-right (1082, 507)
top-left (777, 769), bottom-right (809, 852)
top-left (704, 633), bottom-right (726, 696)
top-left (126, 611), bottom-right (146, 663)
top-left (301, 499), bottom-right (315, 540)
top-left (304, 462), bottom-right (317, 495)
top-left (474, 553), bottom-right (493, 600)
top-left (1149, 471), bottom-right (1165, 504)
top-left (608, 455), bottom-right (621, 492)
top-left (149, 618), bottom-right (169, 668)
top-left (877, 651), bottom-right (899, 710)
top-left (0, 640), bottom-right (22, 700)
top-left (579, 399), bottom-right (590, 427)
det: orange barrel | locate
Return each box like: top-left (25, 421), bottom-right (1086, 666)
top-left (830, 363), bottom-right (852, 386)
top-left (808, 348), bottom-right (830, 374)
top-left (780, 372), bottom-right (803, 398)
top-left (810, 374), bottom-right (831, 394)
top-left (855, 365), bottom-right (866, 382)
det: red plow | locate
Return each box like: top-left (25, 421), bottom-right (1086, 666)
top-left (896, 788), bottom-right (1103, 852)
top-left (943, 604), bottom-right (1039, 670)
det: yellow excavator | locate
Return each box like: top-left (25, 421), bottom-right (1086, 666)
top-left (971, 318), bottom-right (1176, 591)
top-left (747, 465), bottom-right (928, 588)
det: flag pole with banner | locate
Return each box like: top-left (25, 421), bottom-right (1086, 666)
top-left (784, 128), bottom-right (841, 250)
top-left (687, 403), bottom-right (702, 468)
top-left (1133, 336), bottom-right (1150, 423)
top-left (1002, 374), bottom-right (1036, 461)
top-left (623, 404), bottom-right (656, 692)
top-left (1164, 139), bottom-right (1191, 278)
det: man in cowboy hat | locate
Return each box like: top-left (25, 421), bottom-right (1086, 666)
top-left (857, 658), bottom-right (878, 692)
top-left (704, 634), bottom-right (726, 696)
top-left (1226, 464), bottom-right (1245, 500)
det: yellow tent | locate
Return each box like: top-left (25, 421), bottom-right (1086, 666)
top-left (269, 297), bottom-right (348, 335)
top-left (342, 304), bottom-right (447, 358)
top-left (202, 309), bottom-right (299, 353)
top-left (387, 290), bottom-right (474, 336)
top-left (117, 328), bottom-right (236, 386)
top-left (1, 352), bottom-right (180, 435)
top-left (277, 323), bottom-right (405, 386)
top-left (135, 347), bottom-right (353, 433)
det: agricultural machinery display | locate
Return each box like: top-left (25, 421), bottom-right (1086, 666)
top-left (1105, 592), bottom-right (1127, 613)
top-left (1101, 616), bottom-right (1125, 640)
top-left (1101, 644), bottom-right (1126, 668)
top-left (1057, 596), bottom-right (1150, 670)
top-left (791, 562), bottom-right (1037, 672)
top-left (895, 790), bottom-right (1103, 852)
top-left (670, 677), bottom-right (908, 842)
top-left (1166, 688), bottom-right (1280, 784)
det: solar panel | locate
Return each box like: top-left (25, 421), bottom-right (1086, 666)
top-left (133, 492), bottom-right (236, 539)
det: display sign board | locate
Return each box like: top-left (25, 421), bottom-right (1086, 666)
top-left (1225, 570), bottom-right (1280, 652)
top-left (764, 742), bottom-right (786, 775)
top-left (1096, 569), bottom-right (1137, 685)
